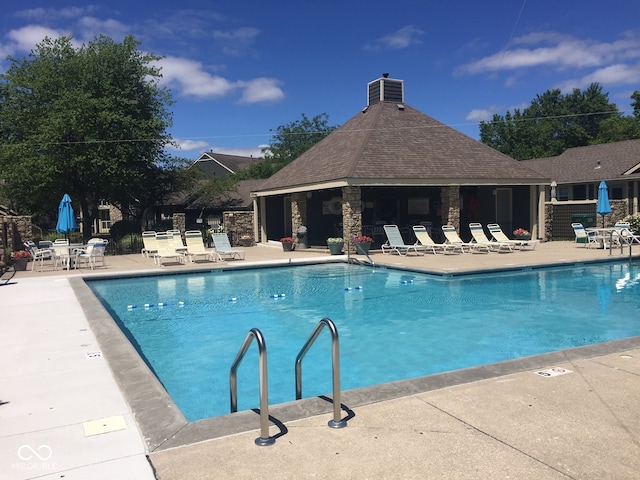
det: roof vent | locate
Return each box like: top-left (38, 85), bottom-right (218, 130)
top-left (397, 104), bottom-right (405, 110)
top-left (367, 75), bottom-right (404, 106)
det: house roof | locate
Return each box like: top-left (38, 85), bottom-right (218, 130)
top-left (168, 179), bottom-right (264, 210)
top-left (191, 152), bottom-right (262, 177)
top-left (524, 139), bottom-right (640, 184)
top-left (254, 101), bottom-right (549, 196)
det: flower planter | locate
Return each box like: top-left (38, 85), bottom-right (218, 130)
top-left (355, 242), bottom-right (371, 255)
top-left (514, 234), bottom-right (531, 241)
top-left (327, 242), bottom-right (344, 255)
top-left (239, 239), bottom-right (253, 247)
top-left (282, 241), bottom-right (294, 251)
top-left (13, 258), bottom-right (28, 271)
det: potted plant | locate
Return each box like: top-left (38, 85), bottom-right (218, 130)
top-left (353, 235), bottom-right (373, 255)
top-left (280, 237), bottom-right (295, 251)
top-left (512, 228), bottom-right (531, 240)
top-left (327, 237), bottom-right (344, 255)
top-left (11, 250), bottom-right (32, 271)
top-left (239, 234), bottom-right (253, 247)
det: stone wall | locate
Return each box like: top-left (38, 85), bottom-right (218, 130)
top-left (441, 186), bottom-right (460, 229)
top-left (1, 216), bottom-right (33, 252)
top-left (222, 211), bottom-right (254, 246)
top-left (342, 186), bottom-right (362, 252)
top-left (291, 192), bottom-right (307, 244)
top-left (172, 213), bottom-right (186, 233)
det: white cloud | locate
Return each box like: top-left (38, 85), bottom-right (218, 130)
top-left (155, 56), bottom-right (236, 99)
top-left (76, 16), bottom-right (132, 42)
top-left (5, 25), bottom-right (73, 54)
top-left (465, 108), bottom-right (496, 122)
top-left (555, 62), bottom-right (640, 92)
top-left (167, 139), bottom-right (211, 152)
top-left (237, 77), bottom-right (285, 104)
top-left (365, 25), bottom-right (424, 51)
top-left (456, 32), bottom-right (640, 75)
top-left (466, 102), bottom-right (529, 122)
top-left (212, 27), bottom-right (260, 56)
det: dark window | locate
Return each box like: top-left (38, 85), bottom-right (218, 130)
top-left (573, 184), bottom-right (587, 200)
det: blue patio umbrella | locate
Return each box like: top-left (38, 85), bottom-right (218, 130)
top-left (596, 180), bottom-right (612, 227)
top-left (56, 193), bottom-right (78, 236)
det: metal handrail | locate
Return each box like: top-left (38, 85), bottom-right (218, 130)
top-left (347, 237), bottom-right (375, 266)
top-left (295, 318), bottom-right (347, 428)
top-left (229, 328), bottom-right (275, 446)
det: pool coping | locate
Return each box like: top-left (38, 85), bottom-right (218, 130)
top-left (70, 256), bottom-right (640, 452)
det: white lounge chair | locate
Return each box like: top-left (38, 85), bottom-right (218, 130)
top-left (412, 225), bottom-right (460, 254)
top-left (211, 233), bottom-right (245, 261)
top-left (184, 230), bottom-right (215, 263)
top-left (571, 223), bottom-right (599, 248)
top-left (469, 223), bottom-right (513, 253)
top-left (154, 233), bottom-right (185, 265)
top-left (441, 225), bottom-right (488, 253)
top-left (613, 222), bottom-right (640, 245)
top-left (487, 224), bottom-right (537, 250)
top-left (381, 225), bottom-right (425, 256)
top-left (168, 230), bottom-right (188, 254)
top-left (141, 231), bottom-right (159, 258)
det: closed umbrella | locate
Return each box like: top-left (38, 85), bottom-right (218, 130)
top-left (596, 181), bottom-right (611, 227)
top-left (56, 193), bottom-right (78, 238)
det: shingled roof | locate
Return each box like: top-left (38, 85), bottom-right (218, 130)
top-left (524, 139), bottom-right (640, 184)
top-left (191, 152), bottom-right (262, 177)
top-left (254, 100), bottom-right (548, 195)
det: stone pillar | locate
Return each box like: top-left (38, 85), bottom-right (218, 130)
top-left (342, 186), bottom-right (362, 251)
top-left (222, 211), bottom-right (255, 246)
top-left (172, 213), bottom-right (186, 233)
top-left (441, 186), bottom-right (460, 230)
top-left (291, 192), bottom-right (307, 243)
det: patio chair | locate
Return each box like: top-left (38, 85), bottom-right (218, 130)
top-left (168, 230), bottom-right (188, 254)
top-left (412, 225), bottom-right (460, 254)
top-left (184, 230), bottom-right (215, 263)
top-left (211, 233), bottom-right (245, 261)
top-left (441, 225), bottom-right (488, 253)
top-left (381, 225), bottom-right (426, 256)
top-left (25, 241), bottom-right (53, 271)
top-left (141, 231), bottom-right (159, 258)
top-left (571, 223), bottom-right (599, 248)
top-left (154, 233), bottom-right (185, 265)
top-left (75, 242), bottom-right (107, 270)
top-left (613, 222), bottom-right (640, 245)
top-left (469, 223), bottom-right (513, 253)
top-left (487, 224), bottom-right (538, 250)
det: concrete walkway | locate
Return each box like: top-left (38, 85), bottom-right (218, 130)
top-left (1, 241), bottom-right (639, 479)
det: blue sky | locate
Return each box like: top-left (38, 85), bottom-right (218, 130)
top-left (1, 1), bottom-right (639, 160)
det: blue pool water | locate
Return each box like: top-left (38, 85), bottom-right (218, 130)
top-left (87, 261), bottom-right (640, 421)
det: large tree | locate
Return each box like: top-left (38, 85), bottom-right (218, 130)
top-left (236, 113), bottom-right (337, 179)
top-left (479, 84), bottom-right (620, 160)
top-left (0, 35), bottom-right (175, 239)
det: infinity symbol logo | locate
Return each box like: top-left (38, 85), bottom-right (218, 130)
top-left (18, 445), bottom-right (53, 461)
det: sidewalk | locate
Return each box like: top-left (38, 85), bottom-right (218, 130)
top-left (1, 242), bottom-right (639, 479)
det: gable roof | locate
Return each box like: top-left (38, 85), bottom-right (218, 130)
top-left (254, 101), bottom-right (548, 195)
top-left (524, 139), bottom-right (640, 184)
top-left (191, 152), bottom-right (262, 177)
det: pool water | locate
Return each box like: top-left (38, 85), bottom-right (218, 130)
top-left (87, 261), bottom-right (640, 421)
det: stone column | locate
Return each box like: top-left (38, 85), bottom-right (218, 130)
top-left (291, 192), bottom-right (307, 243)
top-left (441, 186), bottom-right (460, 230)
top-left (172, 213), bottom-right (186, 233)
top-left (342, 186), bottom-right (362, 251)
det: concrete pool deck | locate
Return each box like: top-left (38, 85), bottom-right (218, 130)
top-left (1, 241), bottom-right (640, 479)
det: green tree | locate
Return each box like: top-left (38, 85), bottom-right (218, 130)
top-left (479, 84), bottom-right (620, 159)
top-left (0, 35), bottom-right (175, 239)
top-left (236, 113), bottom-right (337, 179)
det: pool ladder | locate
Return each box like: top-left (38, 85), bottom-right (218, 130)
top-left (229, 317), bottom-right (346, 446)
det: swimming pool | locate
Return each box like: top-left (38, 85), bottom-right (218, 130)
top-left (87, 261), bottom-right (640, 421)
